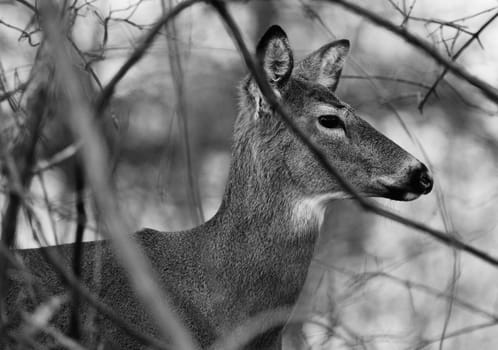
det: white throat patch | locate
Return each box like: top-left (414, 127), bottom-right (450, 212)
top-left (291, 192), bottom-right (350, 232)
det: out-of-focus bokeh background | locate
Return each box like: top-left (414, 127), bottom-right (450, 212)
top-left (1, 0), bottom-right (498, 349)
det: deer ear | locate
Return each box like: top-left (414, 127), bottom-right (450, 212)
top-left (296, 39), bottom-right (350, 91)
top-left (256, 25), bottom-right (294, 91)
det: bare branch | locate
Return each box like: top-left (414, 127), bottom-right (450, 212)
top-left (162, 1), bottom-right (205, 224)
top-left (341, 74), bottom-right (432, 90)
top-left (95, 0), bottom-right (205, 115)
top-left (0, 80), bottom-right (31, 103)
top-left (39, 2), bottom-right (199, 349)
top-left (69, 161), bottom-right (86, 341)
top-left (320, 0), bottom-right (498, 105)
top-left (416, 321), bottom-right (498, 349)
top-left (0, 18), bottom-right (40, 46)
top-left (0, 84), bottom-right (45, 247)
top-left (15, 0), bottom-right (37, 13)
top-left (418, 11), bottom-right (498, 111)
top-left (32, 142), bottom-right (81, 174)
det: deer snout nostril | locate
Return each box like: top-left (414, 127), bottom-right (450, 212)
top-left (416, 165), bottom-right (433, 194)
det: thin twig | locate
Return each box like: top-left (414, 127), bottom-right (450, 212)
top-left (32, 142), bottom-right (81, 174)
top-left (0, 80), bottom-right (31, 103)
top-left (1, 86), bottom-right (45, 246)
top-left (68, 37), bottom-right (104, 91)
top-left (418, 11), bottom-right (498, 111)
top-left (95, 0), bottom-right (205, 115)
top-left (69, 161), bottom-right (86, 341)
top-left (444, 79), bottom-right (497, 116)
top-left (15, 0), bottom-right (37, 13)
top-left (341, 74), bottom-right (432, 90)
top-left (162, 0), bottom-right (205, 225)
top-left (0, 86), bottom-right (44, 335)
top-left (415, 320), bottom-right (498, 349)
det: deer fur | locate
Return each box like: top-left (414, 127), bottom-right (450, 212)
top-left (5, 26), bottom-right (433, 349)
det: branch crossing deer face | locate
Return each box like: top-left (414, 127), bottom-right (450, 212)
top-left (237, 26), bottom-right (433, 224)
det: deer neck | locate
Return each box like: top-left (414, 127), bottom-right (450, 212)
top-left (199, 140), bottom-right (331, 321)
top-left (211, 130), bottom-right (328, 255)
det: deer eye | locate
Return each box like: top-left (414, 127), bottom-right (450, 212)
top-left (318, 115), bottom-right (345, 131)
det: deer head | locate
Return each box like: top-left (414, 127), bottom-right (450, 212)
top-left (233, 26), bottom-right (432, 225)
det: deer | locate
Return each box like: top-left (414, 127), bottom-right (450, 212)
top-left (4, 25), bottom-right (433, 350)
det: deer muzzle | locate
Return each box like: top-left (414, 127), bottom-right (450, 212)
top-left (410, 163), bottom-right (433, 195)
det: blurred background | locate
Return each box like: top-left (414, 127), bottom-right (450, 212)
top-left (1, 0), bottom-right (498, 349)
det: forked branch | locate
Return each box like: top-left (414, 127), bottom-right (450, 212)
top-left (320, 0), bottom-right (498, 105)
top-left (418, 11), bottom-right (498, 111)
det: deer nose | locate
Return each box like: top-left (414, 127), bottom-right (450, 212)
top-left (412, 164), bottom-right (433, 194)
